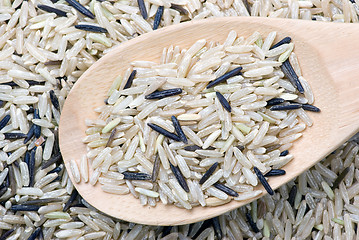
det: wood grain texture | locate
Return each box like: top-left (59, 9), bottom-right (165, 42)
top-left (59, 17), bottom-right (359, 225)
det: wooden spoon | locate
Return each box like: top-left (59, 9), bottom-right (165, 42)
top-left (59, 17), bottom-right (359, 225)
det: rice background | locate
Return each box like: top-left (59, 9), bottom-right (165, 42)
top-left (0, 0), bottom-right (358, 239)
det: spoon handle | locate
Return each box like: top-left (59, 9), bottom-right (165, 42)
top-left (257, 18), bottom-right (359, 147)
top-left (303, 22), bottom-right (359, 145)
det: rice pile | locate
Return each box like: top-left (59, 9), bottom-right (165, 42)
top-left (82, 30), bottom-right (318, 209)
top-left (0, 0), bottom-right (358, 239)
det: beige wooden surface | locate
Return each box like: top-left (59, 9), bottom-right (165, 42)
top-left (59, 17), bottom-right (359, 225)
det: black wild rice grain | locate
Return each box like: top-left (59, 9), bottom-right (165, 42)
top-left (28, 227), bottom-right (41, 240)
top-left (24, 124), bottom-right (35, 144)
top-left (246, 212), bottom-right (260, 233)
top-left (29, 147), bottom-right (36, 187)
top-left (8, 165), bottom-right (16, 197)
top-left (52, 176), bottom-right (61, 183)
top-left (207, 67), bottom-right (242, 89)
top-left (44, 60), bottom-right (62, 66)
top-left (213, 182), bottom-right (239, 197)
top-left (105, 128), bottom-right (116, 147)
top-left (1, 80), bottom-right (46, 87)
top-left (137, 0), bottom-right (148, 19)
top-left (48, 166), bottom-right (62, 174)
top-left (302, 104), bottom-right (321, 112)
top-left (171, 116), bottom-right (188, 144)
top-left (65, 0), bottom-right (95, 19)
top-left (170, 3), bottom-right (188, 15)
top-left (264, 169), bottom-right (286, 177)
top-left (236, 145), bottom-right (245, 151)
top-left (269, 36), bottom-right (291, 50)
top-left (211, 217), bottom-right (222, 240)
top-left (161, 226), bottom-right (173, 237)
top-left (4, 132), bottom-right (27, 139)
top-left (63, 189), bottom-right (78, 212)
top-left (243, 0), bottom-right (251, 13)
top-left (49, 90), bottom-right (60, 111)
top-left (41, 152), bottom-right (62, 169)
top-left (24, 151), bottom-right (30, 166)
top-left (10, 204), bottom-right (41, 211)
top-left (39, 228), bottom-right (44, 240)
top-left (145, 88), bottom-right (182, 99)
top-left (74, 24), bottom-right (108, 33)
top-left (151, 155), bottom-right (160, 182)
top-left (184, 145), bottom-right (202, 151)
top-left (199, 162), bottom-right (219, 184)
top-left (26, 106), bottom-right (35, 114)
top-left (122, 171), bottom-right (151, 180)
top-left (281, 60), bottom-right (304, 93)
top-left (332, 167), bottom-right (350, 189)
top-left (80, 198), bottom-right (97, 211)
top-left (1, 82), bottom-right (15, 87)
top-left (270, 104), bottom-right (301, 111)
top-left (37, 4), bottom-right (67, 17)
top-left (0, 115), bottom-right (10, 130)
top-left (28, 80), bottom-right (46, 86)
top-left (253, 167), bottom-right (274, 195)
top-left (288, 185), bottom-right (297, 207)
top-left (0, 228), bottom-right (15, 240)
top-left (169, 162), bottom-right (189, 192)
top-left (34, 109), bottom-right (41, 138)
top-left (280, 150), bottom-right (289, 156)
top-left (53, 129), bottom-right (60, 154)
top-left (153, 6), bottom-right (164, 30)
top-left (266, 144), bottom-right (281, 153)
top-left (56, 76), bottom-right (67, 84)
top-left (267, 97), bottom-right (285, 106)
top-left (216, 92), bottom-right (231, 112)
top-left (147, 123), bottom-right (180, 141)
top-left (24, 198), bottom-right (63, 205)
top-left (124, 70), bottom-right (137, 90)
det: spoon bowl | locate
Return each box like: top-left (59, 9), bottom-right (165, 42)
top-left (59, 17), bottom-right (359, 225)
